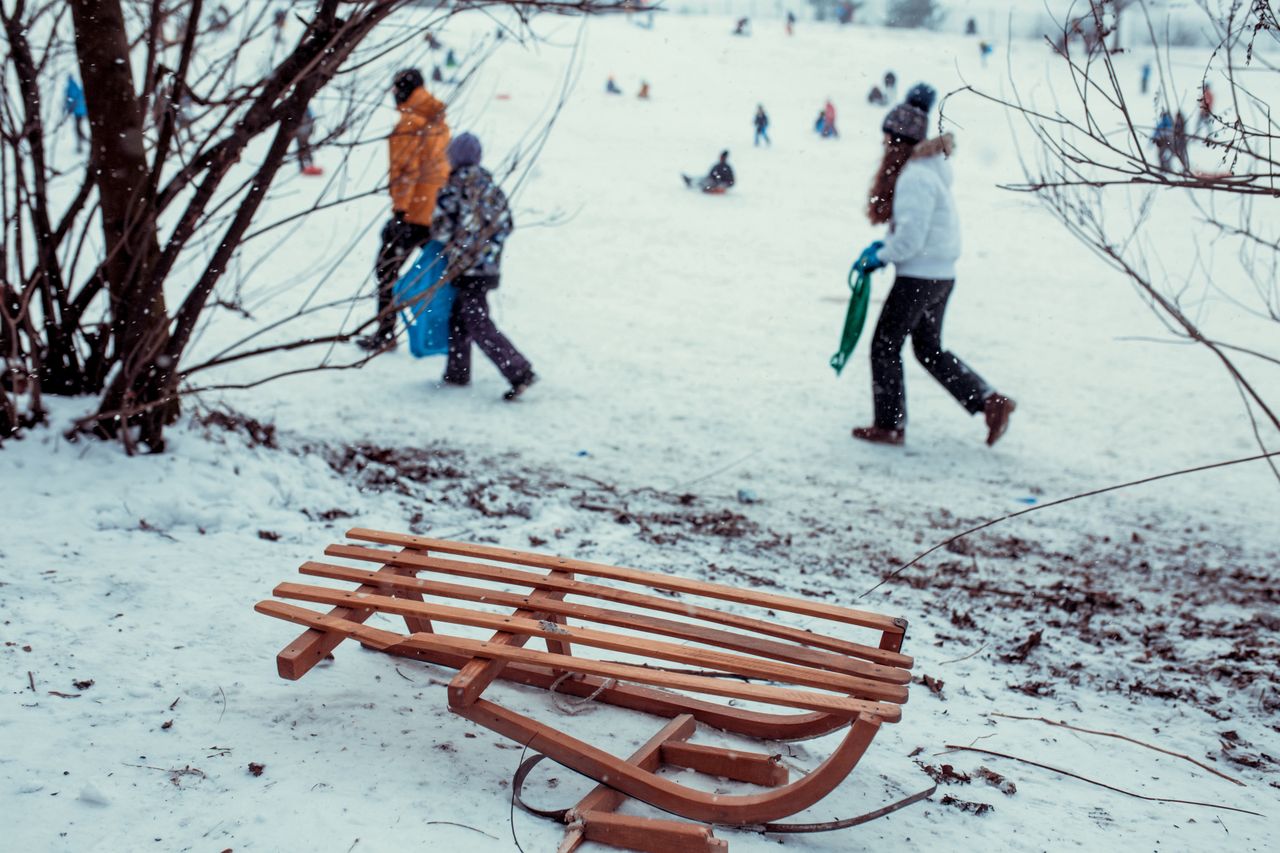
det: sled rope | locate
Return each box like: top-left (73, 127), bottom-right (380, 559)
top-left (513, 752), bottom-right (939, 832)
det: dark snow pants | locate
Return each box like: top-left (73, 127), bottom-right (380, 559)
top-left (870, 276), bottom-right (992, 431)
top-left (372, 219), bottom-right (433, 340)
top-left (443, 276), bottom-right (533, 386)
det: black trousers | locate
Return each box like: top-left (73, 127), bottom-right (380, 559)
top-left (372, 219), bottom-right (433, 338)
top-left (870, 276), bottom-right (991, 430)
top-left (444, 276), bottom-right (532, 386)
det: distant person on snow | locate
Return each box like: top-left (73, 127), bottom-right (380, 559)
top-left (208, 4), bottom-right (232, 34)
top-left (965, 17), bottom-right (977, 35)
top-left (978, 41), bottom-right (994, 66)
top-left (682, 150), bottom-right (735, 194)
top-left (432, 133), bottom-right (537, 401)
top-left (432, 65), bottom-right (444, 83)
top-left (786, 11), bottom-right (796, 36)
top-left (64, 75), bottom-right (88, 153)
top-left (815, 99), bottom-right (838, 138)
top-left (1172, 110), bottom-right (1191, 172)
top-left (734, 17), bottom-right (750, 36)
top-left (1151, 110), bottom-right (1174, 171)
top-left (637, 80), bottom-right (651, 99)
top-left (359, 68), bottom-right (451, 352)
top-left (883, 71), bottom-right (897, 102)
top-left (867, 85), bottom-right (887, 106)
top-left (295, 107), bottom-right (322, 175)
top-left (1140, 62), bottom-right (1152, 94)
top-left (1196, 82), bottom-right (1214, 133)
top-left (272, 7), bottom-right (287, 45)
top-left (753, 104), bottom-right (770, 146)
top-left (851, 83), bottom-right (1016, 447)
top-left (445, 48), bottom-right (459, 68)
top-left (605, 75), bottom-right (622, 94)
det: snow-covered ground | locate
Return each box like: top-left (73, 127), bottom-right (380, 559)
top-left (3, 10), bottom-right (1278, 852)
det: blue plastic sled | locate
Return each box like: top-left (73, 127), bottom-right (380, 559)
top-left (392, 241), bottom-right (454, 358)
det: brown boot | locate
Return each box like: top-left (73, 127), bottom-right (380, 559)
top-left (983, 393), bottom-right (1016, 446)
top-left (852, 425), bottom-right (905, 446)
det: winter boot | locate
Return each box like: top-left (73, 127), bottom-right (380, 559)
top-left (852, 425), bottom-right (905, 446)
top-left (983, 393), bottom-right (1016, 446)
top-left (503, 372), bottom-right (537, 401)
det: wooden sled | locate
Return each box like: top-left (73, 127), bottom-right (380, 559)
top-left (257, 528), bottom-right (914, 851)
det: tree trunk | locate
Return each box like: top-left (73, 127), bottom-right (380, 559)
top-left (69, 0), bottom-right (175, 451)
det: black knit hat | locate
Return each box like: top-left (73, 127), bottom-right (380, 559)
top-left (905, 83), bottom-right (937, 113)
top-left (392, 68), bottom-right (424, 104)
top-left (882, 102), bottom-right (928, 144)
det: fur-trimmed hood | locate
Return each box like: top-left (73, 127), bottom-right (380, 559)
top-left (911, 132), bottom-right (955, 160)
top-left (876, 132), bottom-right (961, 279)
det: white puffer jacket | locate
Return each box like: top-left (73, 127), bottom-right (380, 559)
top-left (877, 134), bottom-right (960, 280)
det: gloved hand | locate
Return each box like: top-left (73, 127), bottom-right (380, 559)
top-left (381, 210), bottom-right (410, 244)
top-left (854, 240), bottom-right (886, 273)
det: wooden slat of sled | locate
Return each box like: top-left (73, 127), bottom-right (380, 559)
top-left (578, 812), bottom-right (726, 853)
top-left (660, 742), bottom-right (788, 788)
top-left (449, 577), bottom-right (570, 708)
top-left (254, 600), bottom-right (901, 721)
top-left (374, 640), bottom-right (852, 740)
top-left (561, 713), bottom-right (698, 853)
top-left (325, 544), bottom-right (913, 670)
top-left (299, 561), bottom-right (906, 684)
top-left (271, 582), bottom-right (908, 703)
top-left (348, 528), bottom-right (904, 635)
top-left (274, 548), bottom-right (424, 680)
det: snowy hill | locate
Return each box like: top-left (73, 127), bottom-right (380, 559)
top-left (2, 9), bottom-right (1277, 852)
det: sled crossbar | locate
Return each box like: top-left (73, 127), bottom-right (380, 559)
top-left (257, 528), bottom-right (914, 850)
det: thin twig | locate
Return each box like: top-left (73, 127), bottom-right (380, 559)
top-left (938, 643), bottom-right (987, 666)
top-left (860, 450), bottom-right (1280, 598)
top-left (989, 712), bottom-right (1245, 786)
top-left (217, 684), bottom-right (226, 724)
top-left (672, 450), bottom-right (762, 490)
top-left (423, 821), bottom-right (499, 840)
top-left (940, 745), bottom-right (1262, 816)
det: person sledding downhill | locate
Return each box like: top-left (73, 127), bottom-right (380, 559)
top-left (433, 133), bottom-right (537, 401)
top-left (850, 84), bottom-right (1015, 447)
top-left (359, 68), bottom-right (450, 352)
top-left (682, 150), bottom-right (735, 194)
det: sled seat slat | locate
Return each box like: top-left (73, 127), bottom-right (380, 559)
top-left (271, 582), bottom-right (909, 703)
top-left (347, 528), bottom-right (903, 634)
top-left (324, 543), bottom-right (911, 669)
top-left (256, 599), bottom-right (902, 720)
top-left (299, 560), bottom-right (907, 683)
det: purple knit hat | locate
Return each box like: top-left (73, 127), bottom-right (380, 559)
top-left (447, 132), bottom-right (482, 168)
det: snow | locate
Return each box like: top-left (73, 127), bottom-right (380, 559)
top-left (3, 10), bottom-right (1278, 853)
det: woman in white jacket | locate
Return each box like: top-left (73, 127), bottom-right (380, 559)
top-left (852, 85), bottom-right (1015, 447)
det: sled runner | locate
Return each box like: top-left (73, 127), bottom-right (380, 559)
top-left (257, 529), bottom-right (913, 851)
top-left (391, 241), bottom-right (453, 357)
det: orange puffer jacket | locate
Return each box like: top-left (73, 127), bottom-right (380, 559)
top-left (388, 87), bottom-right (451, 226)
